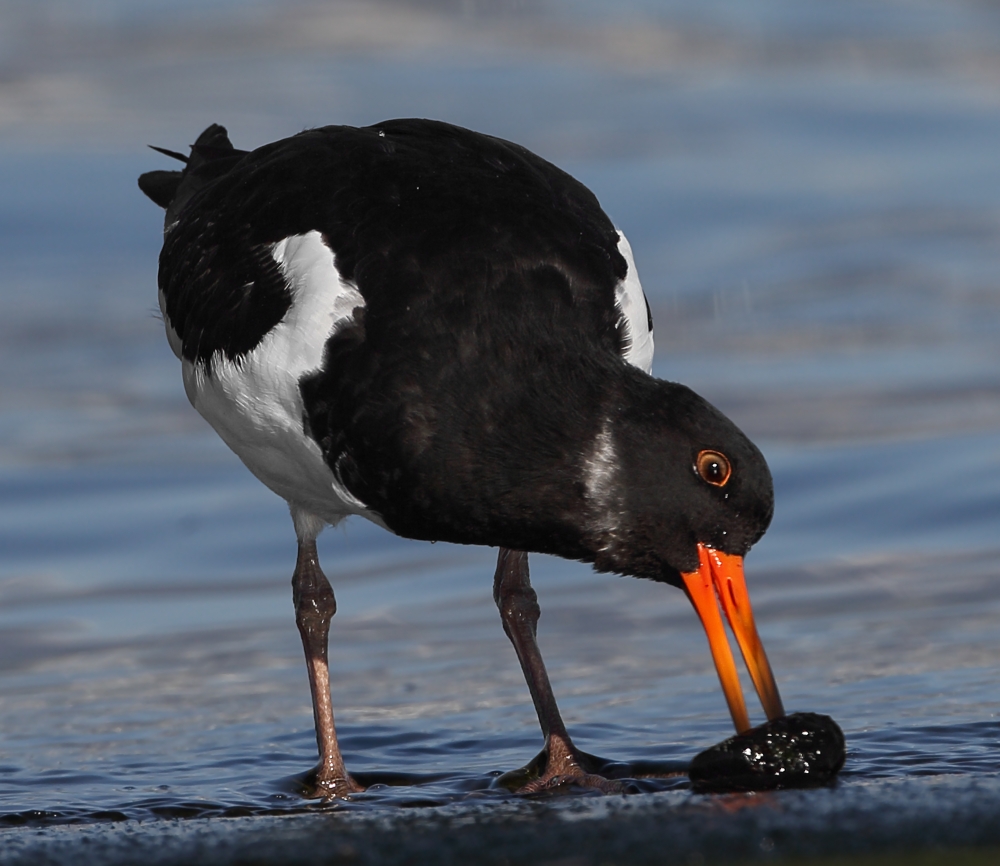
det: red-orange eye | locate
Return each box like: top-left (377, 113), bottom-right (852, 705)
top-left (696, 450), bottom-right (731, 487)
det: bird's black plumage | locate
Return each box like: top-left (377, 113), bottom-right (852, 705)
top-left (140, 120), bottom-right (779, 796)
top-left (158, 120), bottom-right (627, 364)
top-left (147, 119), bottom-right (771, 581)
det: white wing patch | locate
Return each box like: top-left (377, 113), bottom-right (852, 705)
top-left (179, 230), bottom-right (378, 527)
top-left (615, 231), bottom-right (654, 374)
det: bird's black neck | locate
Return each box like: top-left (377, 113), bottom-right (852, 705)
top-left (309, 339), bottom-right (724, 582)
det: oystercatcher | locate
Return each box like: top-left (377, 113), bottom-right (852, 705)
top-left (139, 120), bottom-right (783, 798)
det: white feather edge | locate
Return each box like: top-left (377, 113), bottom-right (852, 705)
top-left (615, 231), bottom-right (654, 374)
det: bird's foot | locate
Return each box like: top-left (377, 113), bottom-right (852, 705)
top-left (518, 771), bottom-right (625, 795)
top-left (300, 766), bottom-right (366, 800)
top-left (313, 775), bottom-right (365, 800)
top-left (496, 743), bottom-right (624, 795)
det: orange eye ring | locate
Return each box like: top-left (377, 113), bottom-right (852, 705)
top-left (696, 450), bottom-right (731, 487)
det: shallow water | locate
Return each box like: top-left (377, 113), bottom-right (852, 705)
top-left (2, 0), bottom-right (1000, 862)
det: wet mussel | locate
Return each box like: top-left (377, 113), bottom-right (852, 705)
top-left (688, 712), bottom-right (845, 793)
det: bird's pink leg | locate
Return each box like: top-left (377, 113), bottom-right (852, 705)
top-left (292, 538), bottom-right (363, 798)
top-left (493, 548), bottom-right (617, 793)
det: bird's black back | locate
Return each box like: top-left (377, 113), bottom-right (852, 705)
top-left (157, 121), bottom-right (629, 365)
top-left (147, 119), bottom-right (772, 581)
top-left (155, 120), bottom-right (641, 557)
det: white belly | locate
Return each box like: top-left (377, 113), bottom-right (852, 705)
top-left (163, 231), bottom-right (377, 527)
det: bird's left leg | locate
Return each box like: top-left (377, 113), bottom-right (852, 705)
top-left (290, 512), bottom-right (363, 798)
top-left (493, 547), bottom-right (619, 793)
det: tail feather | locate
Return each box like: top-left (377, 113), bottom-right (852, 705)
top-left (148, 145), bottom-right (189, 164)
top-left (137, 169), bottom-right (183, 208)
top-left (138, 124), bottom-right (248, 227)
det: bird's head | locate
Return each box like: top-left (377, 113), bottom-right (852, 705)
top-left (584, 373), bottom-right (782, 733)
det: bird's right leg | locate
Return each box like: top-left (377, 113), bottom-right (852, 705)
top-left (493, 547), bottom-right (618, 793)
top-left (291, 530), bottom-right (362, 798)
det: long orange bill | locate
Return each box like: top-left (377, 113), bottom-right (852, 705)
top-left (680, 543), bottom-right (785, 734)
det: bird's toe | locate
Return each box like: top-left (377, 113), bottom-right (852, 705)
top-left (517, 772), bottom-right (625, 795)
top-left (300, 768), bottom-right (365, 800)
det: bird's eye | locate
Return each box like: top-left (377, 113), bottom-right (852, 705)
top-left (695, 450), bottom-right (731, 487)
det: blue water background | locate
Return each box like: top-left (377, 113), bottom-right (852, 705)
top-left (1, 0), bottom-right (1000, 856)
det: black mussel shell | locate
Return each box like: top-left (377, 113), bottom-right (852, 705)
top-left (689, 712), bottom-right (845, 794)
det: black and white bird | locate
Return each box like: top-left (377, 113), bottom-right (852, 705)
top-left (139, 119), bottom-right (783, 798)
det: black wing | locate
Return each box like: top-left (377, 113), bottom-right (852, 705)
top-left (156, 119), bottom-right (633, 552)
